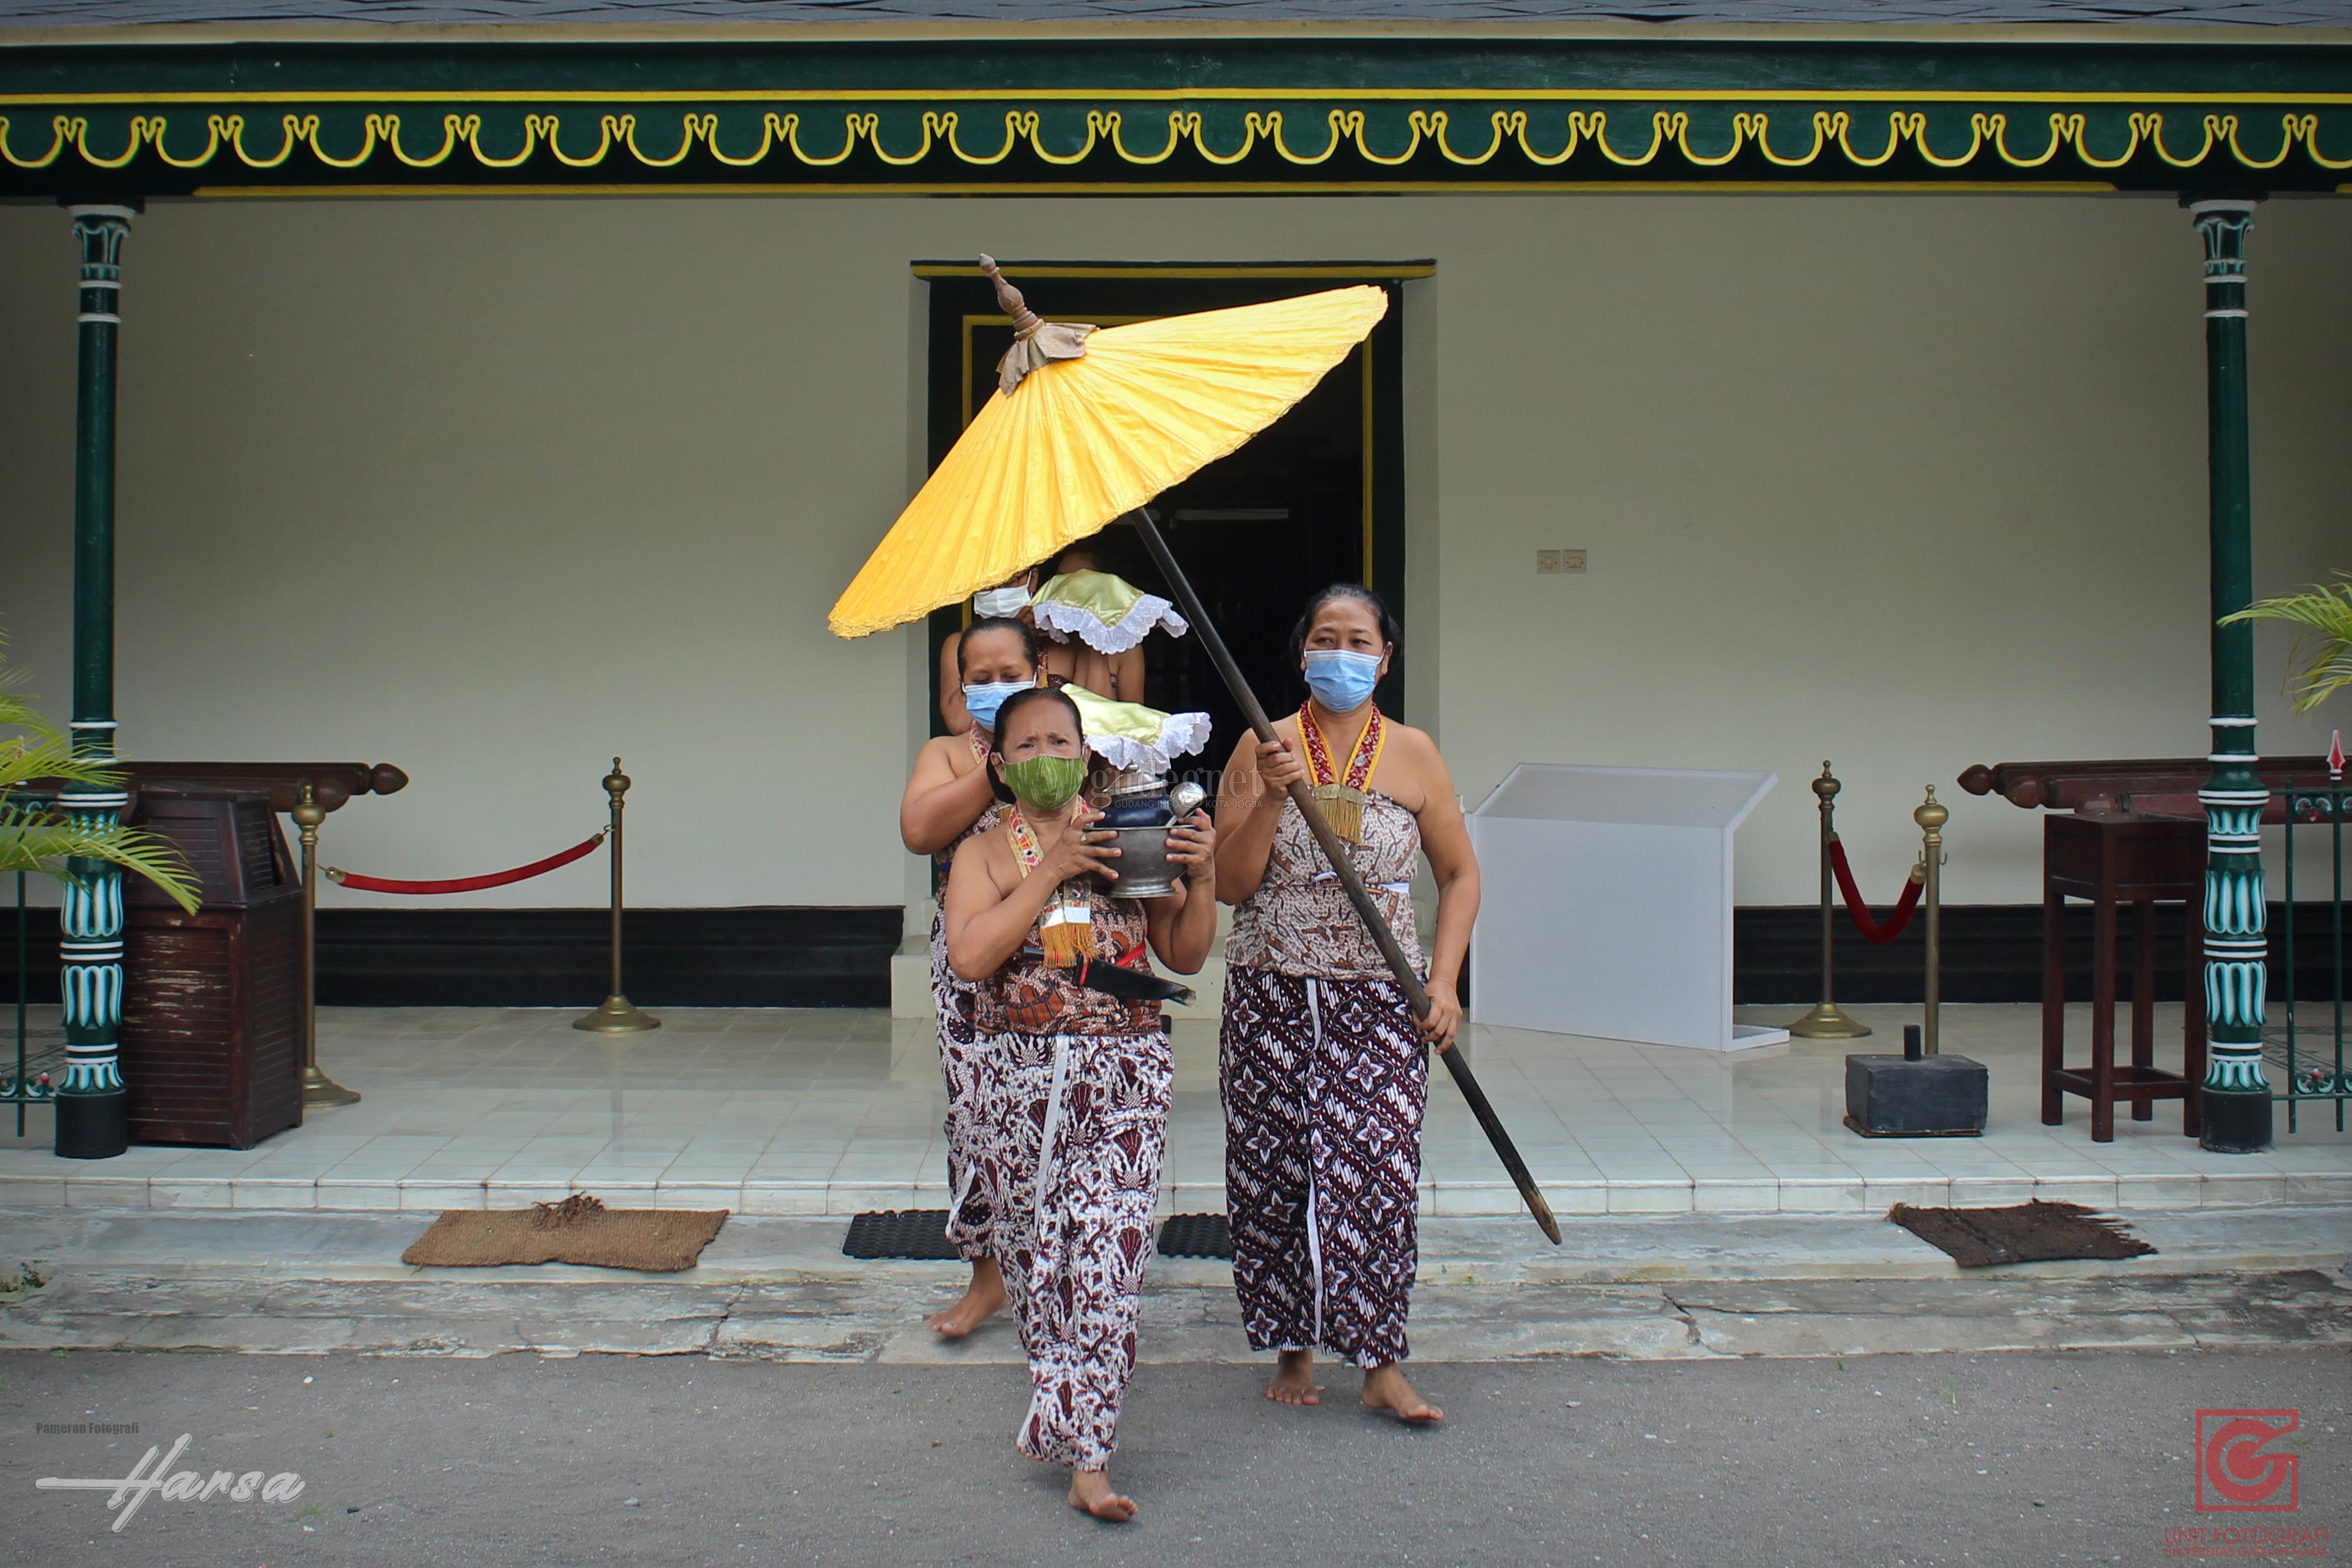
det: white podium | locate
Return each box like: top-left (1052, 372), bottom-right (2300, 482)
top-left (1467, 764), bottom-right (1785, 1051)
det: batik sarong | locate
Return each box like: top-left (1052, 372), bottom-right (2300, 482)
top-left (932, 800), bottom-right (1000, 1261)
top-left (966, 1025), bottom-right (1172, 1469)
top-left (931, 913), bottom-right (994, 1259)
top-left (1220, 964), bottom-right (1426, 1368)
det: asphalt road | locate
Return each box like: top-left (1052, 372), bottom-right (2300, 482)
top-left (3, 1347), bottom-right (2342, 1567)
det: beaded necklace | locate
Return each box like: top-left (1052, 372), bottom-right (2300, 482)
top-left (1005, 804), bottom-right (1098, 968)
top-left (1296, 701), bottom-right (1386, 845)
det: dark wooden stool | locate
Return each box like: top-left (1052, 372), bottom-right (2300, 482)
top-left (2042, 811), bottom-right (2206, 1142)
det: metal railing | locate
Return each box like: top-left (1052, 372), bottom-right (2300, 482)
top-left (2276, 778), bottom-right (2347, 1134)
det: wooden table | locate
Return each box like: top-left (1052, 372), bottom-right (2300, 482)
top-left (2042, 811), bottom-right (2207, 1142)
top-left (1961, 755), bottom-right (2327, 814)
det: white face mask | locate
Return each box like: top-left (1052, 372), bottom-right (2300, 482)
top-left (973, 585), bottom-right (1031, 618)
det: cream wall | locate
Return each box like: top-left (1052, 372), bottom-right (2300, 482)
top-left (1, 193), bottom-right (2343, 913)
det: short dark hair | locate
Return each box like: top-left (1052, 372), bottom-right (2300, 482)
top-left (986, 686), bottom-right (1086, 804)
top-left (957, 616), bottom-right (1039, 678)
top-left (1289, 582), bottom-right (1402, 671)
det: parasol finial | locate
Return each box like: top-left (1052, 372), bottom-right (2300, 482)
top-left (979, 254), bottom-right (1097, 397)
top-left (978, 255), bottom-right (1041, 337)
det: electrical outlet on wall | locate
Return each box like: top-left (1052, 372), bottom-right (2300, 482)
top-left (1536, 549), bottom-right (1562, 574)
top-left (1562, 549), bottom-right (1588, 574)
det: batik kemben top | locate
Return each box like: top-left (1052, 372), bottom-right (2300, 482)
top-left (1225, 790), bottom-right (1424, 981)
top-left (974, 847), bottom-right (1158, 1038)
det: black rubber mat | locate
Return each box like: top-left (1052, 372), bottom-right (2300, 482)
top-left (1156, 1212), bottom-right (1232, 1259)
top-left (841, 1209), bottom-right (960, 1261)
top-left (843, 1209), bottom-right (1232, 1261)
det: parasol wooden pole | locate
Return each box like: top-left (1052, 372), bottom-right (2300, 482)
top-left (1130, 507), bottom-right (1561, 1245)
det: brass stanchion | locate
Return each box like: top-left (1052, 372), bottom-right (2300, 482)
top-left (573, 758), bottom-right (660, 1034)
top-left (294, 784), bottom-right (360, 1107)
top-left (1840, 784), bottom-right (1983, 1138)
top-left (1789, 761), bottom-right (1871, 1039)
top-left (1915, 785), bottom-right (1947, 1057)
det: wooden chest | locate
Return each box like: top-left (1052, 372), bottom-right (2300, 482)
top-left (121, 785), bottom-right (305, 1149)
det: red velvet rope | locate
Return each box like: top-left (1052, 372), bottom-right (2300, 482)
top-left (1828, 840), bottom-right (1925, 944)
top-left (327, 831), bottom-right (605, 895)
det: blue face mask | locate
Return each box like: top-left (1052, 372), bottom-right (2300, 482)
top-left (1302, 648), bottom-right (1382, 713)
top-left (962, 679), bottom-right (1031, 733)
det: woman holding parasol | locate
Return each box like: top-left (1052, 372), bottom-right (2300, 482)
top-left (1214, 583), bottom-right (1482, 1425)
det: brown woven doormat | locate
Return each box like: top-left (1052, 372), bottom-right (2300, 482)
top-left (402, 1194), bottom-right (727, 1273)
top-left (1889, 1199), bottom-right (2156, 1268)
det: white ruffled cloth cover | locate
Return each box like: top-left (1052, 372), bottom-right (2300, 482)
top-left (1030, 570), bottom-right (1190, 655)
top-left (1061, 683), bottom-right (1212, 775)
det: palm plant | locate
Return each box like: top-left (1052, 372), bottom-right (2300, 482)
top-left (1, 631), bottom-right (199, 912)
top-left (2221, 575), bottom-right (2352, 713)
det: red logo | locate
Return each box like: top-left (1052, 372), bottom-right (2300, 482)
top-left (2197, 1410), bottom-right (2300, 1512)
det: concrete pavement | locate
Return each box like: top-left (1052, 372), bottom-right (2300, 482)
top-left (1, 1206), bottom-right (2345, 1361)
top-left (4, 1347), bottom-right (2343, 1566)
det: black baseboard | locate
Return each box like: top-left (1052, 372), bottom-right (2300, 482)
top-left (1730, 902), bottom-right (2342, 1007)
top-left (316, 907), bottom-right (905, 1008)
top-left (1, 902), bottom-right (2340, 1009)
top-left (1, 905), bottom-right (903, 1009)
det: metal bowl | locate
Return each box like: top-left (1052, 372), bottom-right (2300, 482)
top-left (1093, 780), bottom-right (1206, 900)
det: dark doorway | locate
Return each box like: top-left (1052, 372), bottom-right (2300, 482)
top-left (920, 262), bottom-right (1419, 783)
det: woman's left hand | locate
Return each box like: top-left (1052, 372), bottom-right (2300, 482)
top-left (1417, 979), bottom-right (1462, 1053)
top-left (1167, 810), bottom-right (1218, 881)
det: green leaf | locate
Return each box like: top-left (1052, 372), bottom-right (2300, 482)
top-left (0, 630), bottom-right (200, 912)
top-left (2219, 576), bottom-right (2352, 713)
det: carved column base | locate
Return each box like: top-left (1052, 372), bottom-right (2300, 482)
top-left (54, 1090), bottom-right (127, 1160)
top-left (2199, 1086), bottom-right (2274, 1155)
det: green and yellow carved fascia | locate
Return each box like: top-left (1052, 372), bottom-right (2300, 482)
top-left (2, 38), bottom-right (2346, 196)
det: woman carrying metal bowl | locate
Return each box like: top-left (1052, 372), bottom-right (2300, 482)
top-left (942, 684), bottom-right (1217, 1523)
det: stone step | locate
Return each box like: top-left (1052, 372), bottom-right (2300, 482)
top-left (2, 1211), bottom-right (2345, 1361)
top-left (5, 1166), bottom-right (2346, 1215)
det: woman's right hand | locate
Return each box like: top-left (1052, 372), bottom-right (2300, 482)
top-left (1042, 805), bottom-right (1120, 887)
top-left (1255, 737), bottom-right (1308, 794)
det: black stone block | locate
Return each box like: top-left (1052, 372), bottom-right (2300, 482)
top-left (1845, 1053), bottom-right (1989, 1138)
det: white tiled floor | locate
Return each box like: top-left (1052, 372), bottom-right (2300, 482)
top-left (1, 1002), bottom-right (2344, 1214)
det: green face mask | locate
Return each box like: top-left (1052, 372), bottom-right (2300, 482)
top-left (1000, 753), bottom-right (1086, 811)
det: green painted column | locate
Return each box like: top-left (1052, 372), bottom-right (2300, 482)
top-left (53, 202), bottom-right (138, 1162)
top-left (2189, 197), bottom-right (2271, 1155)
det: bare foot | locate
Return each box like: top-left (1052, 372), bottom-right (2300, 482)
top-left (1361, 1362), bottom-right (1442, 1424)
top-left (1267, 1349), bottom-right (1321, 1406)
top-left (1068, 1467), bottom-right (1137, 1522)
top-left (926, 1257), bottom-right (1005, 1338)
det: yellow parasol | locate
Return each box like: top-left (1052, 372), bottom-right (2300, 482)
top-left (827, 262), bottom-right (1387, 638)
top-left (830, 259), bottom-right (1559, 1245)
